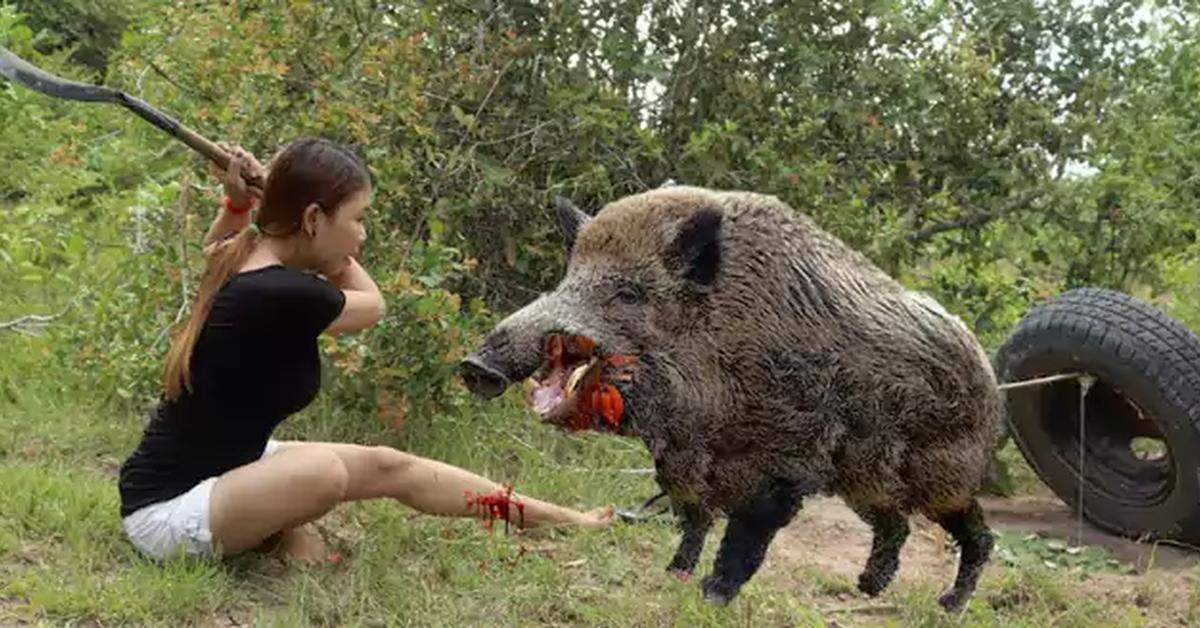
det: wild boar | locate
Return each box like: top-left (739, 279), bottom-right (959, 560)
top-left (459, 185), bottom-right (1003, 612)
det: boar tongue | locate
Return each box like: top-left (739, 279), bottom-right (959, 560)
top-left (531, 383), bottom-right (564, 415)
top-left (530, 358), bottom-right (598, 417)
top-left (531, 367), bottom-right (568, 415)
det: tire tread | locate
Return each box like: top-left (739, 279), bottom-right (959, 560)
top-left (996, 287), bottom-right (1200, 543)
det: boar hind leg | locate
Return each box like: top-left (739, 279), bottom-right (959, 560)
top-left (934, 499), bottom-right (993, 613)
top-left (666, 502), bottom-right (713, 581)
top-left (854, 506), bottom-right (910, 597)
top-left (700, 479), bottom-right (803, 606)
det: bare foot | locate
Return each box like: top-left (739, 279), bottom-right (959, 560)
top-left (277, 526), bottom-right (330, 565)
top-left (576, 505), bottom-right (615, 529)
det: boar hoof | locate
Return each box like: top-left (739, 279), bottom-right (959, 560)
top-left (937, 587), bottom-right (970, 613)
top-left (700, 574), bottom-right (736, 607)
top-left (667, 566), bottom-right (691, 582)
top-left (856, 570), bottom-right (888, 597)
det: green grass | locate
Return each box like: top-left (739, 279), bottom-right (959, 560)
top-left (0, 333), bottom-right (1191, 627)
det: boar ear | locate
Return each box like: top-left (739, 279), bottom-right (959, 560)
top-left (668, 208), bottom-right (723, 290)
top-left (554, 195), bottom-right (591, 254)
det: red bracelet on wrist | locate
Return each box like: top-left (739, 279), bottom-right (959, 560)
top-left (222, 195), bottom-right (257, 215)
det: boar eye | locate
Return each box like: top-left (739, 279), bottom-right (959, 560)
top-left (612, 285), bottom-right (644, 305)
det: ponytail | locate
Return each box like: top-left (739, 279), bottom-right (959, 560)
top-left (162, 225), bottom-right (260, 400)
top-left (162, 136), bottom-right (371, 400)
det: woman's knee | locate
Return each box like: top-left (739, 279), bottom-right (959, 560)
top-left (345, 446), bottom-right (417, 498)
top-left (296, 448), bottom-right (351, 504)
top-left (356, 445), bottom-right (410, 474)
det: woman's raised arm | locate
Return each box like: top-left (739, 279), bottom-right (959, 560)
top-left (203, 143), bottom-right (266, 249)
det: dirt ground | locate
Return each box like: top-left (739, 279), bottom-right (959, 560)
top-left (772, 494), bottom-right (1200, 578)
top-left (757, 491), bottom-right (1200, 624)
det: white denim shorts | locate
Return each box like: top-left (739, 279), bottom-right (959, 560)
top-left (122, 439), bottom-right (282, 561)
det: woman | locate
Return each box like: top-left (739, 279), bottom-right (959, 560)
top-left (118, 137), bottom-right (613, 563)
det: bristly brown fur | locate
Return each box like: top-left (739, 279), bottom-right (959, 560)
top-left (465, 185), bottom-right (1004, 611)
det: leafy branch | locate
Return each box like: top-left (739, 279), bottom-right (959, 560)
top-left (0, 284), bottom-right (91, 336)
top-left (907, 189), bottom-right (1047, 245)
top-left (0, 305), bottom-right (72, 336)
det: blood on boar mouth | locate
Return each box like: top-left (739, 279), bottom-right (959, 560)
top-left (522, 332), bottom-right (636, 431)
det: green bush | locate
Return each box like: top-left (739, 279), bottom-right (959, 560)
top-left (5, 0), bottom-right (1200, 451)
top-left (320, 232), bottom-right (493, 439)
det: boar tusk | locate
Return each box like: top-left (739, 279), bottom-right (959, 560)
top-left (564, 358), bottom-right (598, 397)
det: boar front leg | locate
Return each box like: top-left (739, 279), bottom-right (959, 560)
top-left (666, 501), bottom-right (713, 581)
top-left (700, 478), bottom-right (804, 606)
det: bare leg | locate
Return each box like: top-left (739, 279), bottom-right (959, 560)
top-left (208, 446), bottom-right (349, 556)
top-left (280, 441), bottom-right (614, 528)
top-left (207, 441), bottom-right (613, 558)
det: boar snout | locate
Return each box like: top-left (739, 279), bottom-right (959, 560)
top-left (459, 294), bottom-right (585, 400)
top-left (459, 353), bottom-right (511, 399)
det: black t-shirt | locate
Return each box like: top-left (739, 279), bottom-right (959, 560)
top-left (118, 264), bottom-right (346, 517)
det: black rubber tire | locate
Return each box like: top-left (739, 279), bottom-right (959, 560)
top-left (994, 287), bottom-right (1200, 546)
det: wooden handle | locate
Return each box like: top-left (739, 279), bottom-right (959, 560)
top-left (112, 92), bottom-right (266, 191)
top-left (176, 124), bottom-right (266, 189)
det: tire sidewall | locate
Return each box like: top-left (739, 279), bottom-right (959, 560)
top-left (999, 325), bottom-right (1200, 543)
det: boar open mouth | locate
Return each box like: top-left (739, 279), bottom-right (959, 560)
top-left (523, 332), bottom-right (636, 431)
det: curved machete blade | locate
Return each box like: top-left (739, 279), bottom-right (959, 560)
top-left (0, 44), bottom-right (182, 135)
top-left (0, 45), bottom-right (122, 102)
top-left (0, 46), bottom-right (261, 188)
